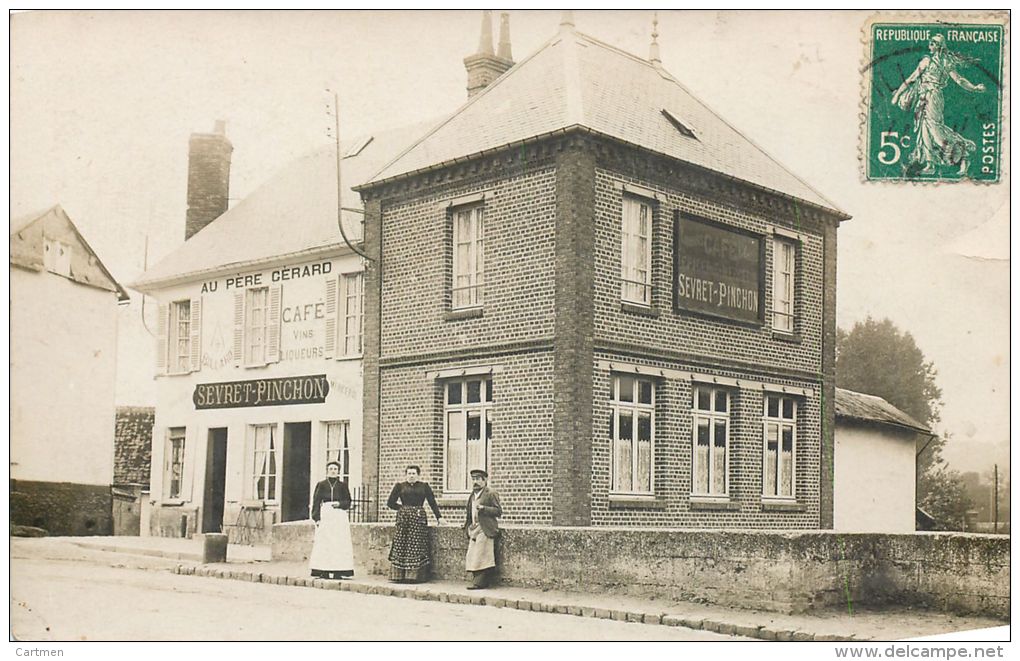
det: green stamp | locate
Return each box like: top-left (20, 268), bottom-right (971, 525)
top-left (863, 18), bottom-right (1006, 182)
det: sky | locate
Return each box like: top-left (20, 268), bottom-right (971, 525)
top-left (9, 10), bottom-right (1009, 475)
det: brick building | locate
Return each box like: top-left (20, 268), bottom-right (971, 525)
top-left (356, 15), bottom-right (850, 527)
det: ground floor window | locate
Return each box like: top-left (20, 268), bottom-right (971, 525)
top-left (444, 377), bottom-right (493, 493)
top-left (249, 424), bottom-right (278, 502)
top-left (324, 420), bottom-right (351, 483)
top-left (763, 394), bottom-right (797, 498)
top-left (609, 374), bottom-right (655, 494)
top-left (692, 386), bottom-right (730, 496)
top-left (164, 427), bottom-right (186, 499)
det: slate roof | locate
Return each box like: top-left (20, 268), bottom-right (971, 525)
top-left (365, 26), bottom-right (845, 217)
top-left (132, 119), bottom-right (439, 290)
top-left (835, 388), bottom-right (930, 435)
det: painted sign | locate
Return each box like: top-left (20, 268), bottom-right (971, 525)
top-left (193, 374), bottom-right (330, 409)
top-left (673, 212), bottom-right (763, 324)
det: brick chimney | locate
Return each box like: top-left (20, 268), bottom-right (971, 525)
top-left (185, 120), bottom-right (233, 240)
top-left (463, 11), bottom-right (514, 98)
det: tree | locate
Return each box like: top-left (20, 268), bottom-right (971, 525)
top-left (836, 317), bottom-right (970, 529)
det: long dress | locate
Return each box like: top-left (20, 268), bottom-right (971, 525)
top-left (308, 478), bottom-right (354, 579)
top-left (386, 481), bottom-right (441, 582)
top-left (896, 53), bottom-right (977, 171)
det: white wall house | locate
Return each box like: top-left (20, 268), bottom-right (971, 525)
top-left (132, 121), bottom-right (428, 541)
top-left (834, 388), bottom-right (931, 533)
top-left (10, 204), bottom-right (129, 535)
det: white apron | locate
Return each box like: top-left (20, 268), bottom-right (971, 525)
top-left (309, 505), bottom-right (355, 573)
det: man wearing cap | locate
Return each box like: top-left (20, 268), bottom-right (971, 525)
top-left (464, 468), bottom-right (502, 589)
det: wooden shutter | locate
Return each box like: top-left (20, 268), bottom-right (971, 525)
top-left (180, 427), bottom-right (195, 502)
top-left (233, 291), bottom-right (244, 367)
top-left (267, 285), bottom-right (282, 363)
top-left (324, 277), bottom-right (338, 359)
top-left (189, 297), bottom-right (202, 372)
top-left (156, 303), bottom-right (168, 375)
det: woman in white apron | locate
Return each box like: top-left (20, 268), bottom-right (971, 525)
top-left (309, 461), bottom-right (355, 579)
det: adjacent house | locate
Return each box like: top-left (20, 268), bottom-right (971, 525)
top-left (10, 204), bottom-right (129, 535)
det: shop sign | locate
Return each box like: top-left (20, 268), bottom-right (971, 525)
top-left (193, 374), bottom-right (330, 409)
top-left (673, 212), bottom-right (763, 324)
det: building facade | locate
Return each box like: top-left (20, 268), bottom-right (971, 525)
top-left (357, 17), bottom-right (849, 527)
top-left (10, 204), bottom-right (129, 535)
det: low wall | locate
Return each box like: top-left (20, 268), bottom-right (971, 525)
top-left (10, 479), bottom-right (112, 536)
top-left (273, 523), bottom-right (1009, 619)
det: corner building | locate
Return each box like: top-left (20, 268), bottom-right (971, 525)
top-left (358, 21), bottom-right (849, 527)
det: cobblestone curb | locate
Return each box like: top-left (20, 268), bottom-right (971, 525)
top-left (171, 564), bottom-right (860, 642)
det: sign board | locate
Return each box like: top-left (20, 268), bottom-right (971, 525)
top-left (194, 374), bottom-right (330, 409)
top-left (673, 212), bottom-right (763, 324)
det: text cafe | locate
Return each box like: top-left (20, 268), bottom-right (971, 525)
top-left (146, 255), bottom-right (366, 543)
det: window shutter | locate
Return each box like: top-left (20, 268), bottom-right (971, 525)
top-left (156, 303), bottom-right (168, 376)
top-left (267, 285), bottom-right (282, 363)
top-left (233, 291), bottom-right (244, 367)
top-left (189, 297), bottom-right (202, 372)
top-left (180, 428), bottom-right (195, 502)
top-left (324, 277), bottom-right (338, 359)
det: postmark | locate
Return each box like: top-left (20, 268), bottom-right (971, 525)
top-left (862, 14), bottom-right (1007, 183)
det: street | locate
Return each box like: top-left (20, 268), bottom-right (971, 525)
top-left (10, 539), bottom-right (737, 641)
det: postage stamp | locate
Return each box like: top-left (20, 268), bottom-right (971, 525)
top-left (862, 15), bottom-right (1007, 183)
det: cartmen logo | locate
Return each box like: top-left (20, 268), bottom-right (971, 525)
top-left (864, 21), bottom-right (1004, 183)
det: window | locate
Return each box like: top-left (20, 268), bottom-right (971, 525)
top-left (249, 424), bottom-right (278, 502)
top-left (763, 394), bottom-right (797, 499)
top-left (444, 377), bottom-right (493, 492)
top-left (245, 287), bottom-right (269, 365)
top-left (164, 427), bottom-right (186, 499)
top-left (325, 420), bottom-right (351, 483)
top-left (609, 375), bottom-right (654, 494)
top-left (43, 237), bottom-right (72, 276)
top-left (341, 273), bottom-right (364, 356)
top-left (168, 301), bottom-right (191, 374)
top-left (452, 205), bottom-right (485, 309)
top-left (773, 238), bottom-right (796, 333)
top-left (692, 386), bottom-right (730, 497)
top-left (621, 197), bottom-right (652, 305)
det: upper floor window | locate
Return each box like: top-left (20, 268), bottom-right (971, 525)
top-left (763, 394), bottom-right (797, 499)
top-left (621, 197), bottom-right (652, 305)
top-left (692, 386), bottom-right (730, 497)
top-left (245, 287), bottom-right (270, 366)
top-left (164, 427), bottom-right (186, 500)
top-left (43, 237), bottom-right (72, 277)
top-left (168, 300), bottom-right (192, 375)
top-left (609, 374), bottom-right (655, 495)
top-left (444, 377), bottom-right (493, 493)
top-left (773, 237), bottom-right (797, 333)
top-left (452, 205), bottom-right (485, 309)
top-left (341, 272), bottom-right (364, 357)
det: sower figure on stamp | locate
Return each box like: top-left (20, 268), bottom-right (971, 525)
top-left (464, 468), bottom-right (502, 590)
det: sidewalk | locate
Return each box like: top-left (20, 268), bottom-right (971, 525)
top-left (50, 535), bottom-right (1009, 642)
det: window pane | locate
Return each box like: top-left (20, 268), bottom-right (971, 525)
top-left (637, 411), bottom-right (652, 493)
top-left (696, 387), bottom-right (710, 411)
top-left (712, 420), bottom-right (726, 494)
top-left (614, 437), bottom-right (633, 492)
top-left (447, 382), bottom-right (462, 405)
top-left (619, 376), bottom-right (634, 403)
top-left (714, 390), bottom-right (727, 413)
top-left (467, 380), bottom-right (481, 404)
top-left (619, 411), bottom-right (633, 443)
top-left (767, 395), bottom-right (779, 418)
top-left (638, 380), bottom-right (653, 405)
top-left (467, 436), bottom-right (485, 477)
top-left (485, 379), bottom-right (493, 402)
top-left (695, 418), bottom-right (710, 493)
top-left (466, 411), bottom-right (481, 440)
top-left (782, 398), bottom-right (794, 420)
top-left (447, 412), bottom-right (465, 491)
top-left (781, 426), bottom-right (794, 497)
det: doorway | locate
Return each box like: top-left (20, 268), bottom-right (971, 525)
top-left (281, 422), bottom-right (311, 522)
top-left (202, 428), bottom-right (228, 533)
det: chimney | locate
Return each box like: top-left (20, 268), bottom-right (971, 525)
top-left (185, 120), bottom-right (233, 240)
top-left (463, 10), bottom-right (514, 98)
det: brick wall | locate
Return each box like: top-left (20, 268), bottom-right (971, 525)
top-left (185, 129), bottom-right (232, 240)
top-left (114, 406), bottom-right (153, 486)
top-left (10, 480), bottom-right (112, 536)
top-left (273, 522), bottom-right (1009, 619)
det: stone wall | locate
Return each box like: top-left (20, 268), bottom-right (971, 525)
top-left (10, 480), bottom-right (112, 536)
top-left (273, 522), bottom-right (1009, 619)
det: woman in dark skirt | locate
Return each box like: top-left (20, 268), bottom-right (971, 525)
top-left (387, 465), bottom-right (443, 583)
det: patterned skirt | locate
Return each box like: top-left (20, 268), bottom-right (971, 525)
top-left (388, 506), bottom-right (430, 581)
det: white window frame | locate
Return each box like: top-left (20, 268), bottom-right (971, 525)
top-left (443, 377), bottom-right (493, 494)
top-left (691, 386), bottom-right (731, 497)
top-left (244, 286), bottom-right (269, 366)
top-left (249, 423), bottom-right (279, 503)
top-left (763, 394), bottom-right (797, 500)
top-left (164, 427), bottom-right (186, 500)
top-left (452, 204), bottom-right (485, 309)
top-left (167, 300), bottom-right (192, 375)
top-left (772, 237), bottom-right (796, 333)
top-left (609, 374), bottom-right (656, 495)
top-left (340, 272), bottom-right (364, 357)
top-left (620, 196), bottom-right (653, 306)
top-left (324, 420), bottom-right (351, 484)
